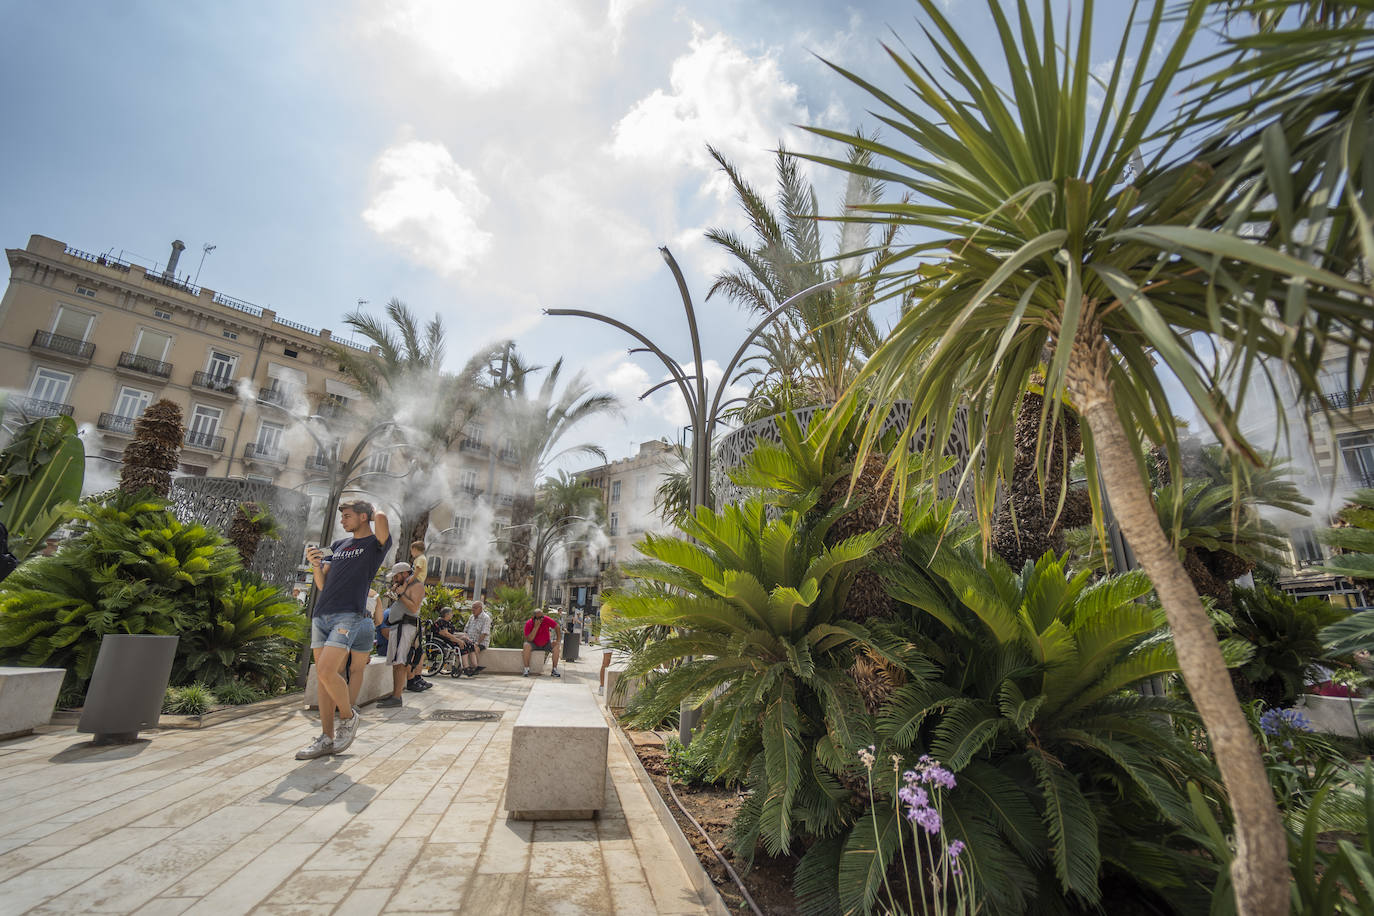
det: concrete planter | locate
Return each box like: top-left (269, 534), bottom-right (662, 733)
top-left (304, 656), bottom-right (393, 709)
top-left (1297, 693), bottom-right (1367, 738)
top-left (78, 634), bottom-right (178, 744)
top-left (0, 666), bottom-right (65, 740)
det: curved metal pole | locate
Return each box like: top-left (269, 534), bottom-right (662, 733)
top-left (639, 375), bottom-right (697, 400)
top-left (658, 248), bottom-right (711, 512)
top-left (703, 277), bottom-right (844, 452)
top-left (545, 308), bottom-right (699, 417)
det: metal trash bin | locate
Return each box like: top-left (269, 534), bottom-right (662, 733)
top-left (563, 628), bottom-right (580, 663)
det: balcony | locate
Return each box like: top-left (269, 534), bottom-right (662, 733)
top-left (97, 412), bottom-right (136, 435)
top-left (1311, 389), bottom-right (1374, 413)
top-left (459, 439), bottom-right (489, 455)
top-left (116, 351), bottom-right (172, 379)
top-left (257, 386), bottom-right (287, 407)
top-left (498, 449), bottom-right (520, 465)
top-left (316, 401), bottom-right (348, 420)
top-left (13, 398), bottom-right (74, 419)
top-left (192, 371), bottom-right (238, 398)
top-left (305, 454), bottom-right (332, 473)
top-left (244, 442), bottom-right (288, 465)
top-left (30, 330), bottom-right (94, 365)
top-left (183, 429), bottom-right (225, 453)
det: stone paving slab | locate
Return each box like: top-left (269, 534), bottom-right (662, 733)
top-left (0, 663), bottom-right (716, 915)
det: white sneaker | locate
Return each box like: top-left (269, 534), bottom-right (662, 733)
top-left (333, 713), bottom-right (359, 753)
top-left (522, 667), bottom-right (530, 677)
top-left (295, 733), bottom-right (334, 760)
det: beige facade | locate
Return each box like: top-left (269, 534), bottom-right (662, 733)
top-left (0, 234), bottom-right (516, 590)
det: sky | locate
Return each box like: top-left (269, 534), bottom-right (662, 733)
top-left (0, 1), bottom-right (1177, 470)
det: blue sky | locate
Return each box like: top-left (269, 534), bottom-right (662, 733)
top-left (0, 1), bottom-right (1181, 465)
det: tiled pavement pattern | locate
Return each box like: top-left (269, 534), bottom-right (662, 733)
top-left (0, 662), bottom-right (712, 915)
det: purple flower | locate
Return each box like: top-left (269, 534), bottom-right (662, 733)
top-left (948, 839), bottom-right (965, 859)
top-left (910, 805), bottom-right (942, 834)
top-left (897, 786), bottom-right (930, 810)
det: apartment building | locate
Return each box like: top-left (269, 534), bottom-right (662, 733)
top-left (0, 234), bottom-right (519, 586)
top-left (556, 439), bottom-right (678, 612)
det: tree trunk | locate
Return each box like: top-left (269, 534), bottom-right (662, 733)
top-left (1068, 340), bottom-right (1287, 916)
top-left (505, 494), bottom-right (536, 589)
top-left (398, 510), bottom-right (430, 565)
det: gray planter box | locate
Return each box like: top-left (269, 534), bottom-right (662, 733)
top-left (78, 634), bottom-right (179, 744)
top-left (0, 666), bottom-right (65, 739)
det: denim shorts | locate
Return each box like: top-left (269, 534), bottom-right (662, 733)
top-left (311, 612), bottom-right (374, 653)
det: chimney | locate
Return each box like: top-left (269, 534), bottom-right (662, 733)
top-left (163, 239), bottom-right (186, 279)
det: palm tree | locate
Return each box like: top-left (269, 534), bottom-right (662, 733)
top-left (119, 399), bottom-right (184, 499)
top-left (705, 143), bottom-right (887, 415)
top-left (497, 355), bottom-right (618, 587)
top-left (332, 299), bottom-right (498, 559)
top-left (807, 2), bottom-right (1370, 911)
top-left (527, 471), bottom-right (606, 601)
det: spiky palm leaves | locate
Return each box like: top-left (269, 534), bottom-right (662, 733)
top-left (528, 471), bottom-right (606, 598)
top-left (705, 143), bottom-right (886, 416)
top-left (500, 356), bottom-right (618, 587)
top-left (174, 578), bottom-right (305, 690)
top-left (226, 502), bottom-right (281, 569)
top-left (604, 498), bottom-right (887, 857)
top-left (119, 399), bottom-right (184, 498)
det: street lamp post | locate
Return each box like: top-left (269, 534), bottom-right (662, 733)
top-left (548, 247), bottom-right (840, 744)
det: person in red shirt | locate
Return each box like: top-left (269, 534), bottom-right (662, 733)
top-left (522, 607), bottom-right (562, 678)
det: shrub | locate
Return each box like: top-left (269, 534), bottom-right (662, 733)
top-left (214, 680), bottom-right (267, 705)
top-left (173, 579), bottom-right (306, 690)
top-left (1222, 585), bottom-right (1346, 707)
top-left (663, 736), bottom-right (727, 787)
top-left (162, 684), bottom-right (216, 716)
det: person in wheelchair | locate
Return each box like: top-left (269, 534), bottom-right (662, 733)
top-left (431, 606), bottom-right (475, 677)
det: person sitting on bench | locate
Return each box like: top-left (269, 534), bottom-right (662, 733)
top-left (459, 601), bottom-right (493, 677)
top-left (522, 607), bottom-right (561, 678)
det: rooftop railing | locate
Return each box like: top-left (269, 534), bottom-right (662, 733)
top-left (212, 291), bottom-right (264, 317)
top-left (146, 273), bottom-right (201, 297)
top-left (63, 246), bottom-right (132, 272)
top-left (275, 316), bottom-right (319, 335)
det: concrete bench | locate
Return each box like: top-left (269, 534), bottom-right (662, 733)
top-left (603, 664), bottom-right (644, 715)
top-left (1298, 694), bottom-right (1367, 738)
top-left (304, 656), bottom-right (394, 709)
top-left (506, 681), bottom-right (608, 820)
top-left (479, 647), bottom-right (546, 675)
top-left (0, 666), bottom-right (65, 740)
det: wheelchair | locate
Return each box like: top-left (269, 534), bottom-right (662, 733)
top-left (422, 630), bottom-right (473, 678)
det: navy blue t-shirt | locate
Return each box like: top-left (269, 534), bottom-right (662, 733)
top-left (312, 533), bottom-right (392, 618)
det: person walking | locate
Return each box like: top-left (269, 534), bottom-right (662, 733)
top-left (377, 561), bottom-right (424, 708)
top-left (522, 607), bottom-right (561, 678)
top-left (297, 501), bottom-right (391, 760)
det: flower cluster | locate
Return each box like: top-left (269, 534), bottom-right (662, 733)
top-left (1259, 707), bottom-right (1313, 737)
top-left (947, 839), bottom-right (966, 876)
top-left (897, 756), bottom-right (958, 835)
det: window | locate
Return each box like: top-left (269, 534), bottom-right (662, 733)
top-left (133, 328), bottom-right (171, 362)
top-left (636, 474), bottom-right (646, 497)
top-left (365, 450), bottom-right (391, 474)
top-left (609, 512), bottom-right (619, 536)
top-left (206, 350), bottom-right (237, 383)
top-left (189, 404), bottom-right (222, 440)
top-left (178, 464), bottom-right (207, 477)
top-left (154, 308), bottom-right (173, 321)
top-left (611, 480), bottom-right (621, 503)
top-left (1339, 432), bottom-right (1374, 489)
top-left (75, 285), bottom-right (97, 298)
top-left (246, 474), bottom-right (273, 484)
top-left (462, 424), bottom-right (484, 448)
top-left (256, 421), bottom-right (285, 453)
top-left (1292, 528), bottom-right (1325, 566)
top-left (460, 470), bottom-right (479, 494)
top-left (222, 329), bottom-right (238, 340)
top-left (284, 348), bottom-right (298, 358)
top-left (315, 439), bottom-right (339, 462)
top-left (53, 305), bottom-right (94, 341)
top-left (113, 387), bottom-right (152, 419)
top-left (28, 367), bottom-right (72, 404)
top-left (454, 516), bottom-right (471, 539)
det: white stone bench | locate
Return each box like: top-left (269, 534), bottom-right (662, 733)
top-left (479, 647), bottom-right (547, 675)
top-left (1297, 694), bottom-right (1368, 738)
top-left (603, 664), bottom-right (643, 715)
top-left (304, 656), bottom-right (394, 709)
top-left (0, 666), bottom-right (65, 740)
top-left (506, 681), bottom-right (608, 820)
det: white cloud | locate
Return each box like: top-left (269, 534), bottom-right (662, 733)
top-left (362, 138), bottom-right (493, 276)
top-left (361, 0), bottom-right (629, 94)
top-left (609, 26), bottom-right (812, 186)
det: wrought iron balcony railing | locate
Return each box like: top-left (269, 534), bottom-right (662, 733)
top-left (97, 412), bottom-right (136, 434)
top-left (305, 454), bottom-right (332, 472)
top-left (30, 330), bottom-right (94, 361)
top-left (14, 398), bottom-right (74, 418)
top-left (244, 442), bottom-right (288, 464)
top-left (1310, 389), bottom-right (1374, 413)
top-left (116, 351), bottom-right (172, 378)
top-left (257, 386), bottom-right (287, 407)
top-left (184, 429), bottom-right (225, 452)
top-left (192, 371), bottom-right (237, 395)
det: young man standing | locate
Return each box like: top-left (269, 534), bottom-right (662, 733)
top-left (522, 607), bottom-right (562, 678)
top-left (377, 562), bottom-right (424, 708)
top-left (297, 501), bottom-right (392, 760)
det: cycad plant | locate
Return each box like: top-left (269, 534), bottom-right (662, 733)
top-left (173, 578), bottom-right (305, 690)
top-left (119, 399), bottom-right (184, 498)
top-left (804, 2), bottom-right (1374, 907)
top-left (604, 497), bottom-right (887, 857)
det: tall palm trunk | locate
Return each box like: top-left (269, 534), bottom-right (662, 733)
top-left (506, 494), bottom-right (536, 588)
top-left (1063, 315), bottom-right (1287, 916)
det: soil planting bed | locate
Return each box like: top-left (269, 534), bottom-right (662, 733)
top-left (630, 733), bottom-right (799, 915)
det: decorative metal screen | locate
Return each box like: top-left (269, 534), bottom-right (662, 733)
top-left (170, 477), bottom-right (310, 589)
top-left (715, 403), bottom-right (974, 510)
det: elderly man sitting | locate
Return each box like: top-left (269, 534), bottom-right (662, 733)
top-left (458, 601), bottom-right (493, 677)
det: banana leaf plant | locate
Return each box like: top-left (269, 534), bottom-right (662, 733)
top-left (0, 414), bottom-right (85, 562)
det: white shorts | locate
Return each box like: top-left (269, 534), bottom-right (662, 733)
top-left (386, 623), bottom-right (418, 666)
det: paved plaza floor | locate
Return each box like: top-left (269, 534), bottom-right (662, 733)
top-left (0, 659), bottom-right (716, 915)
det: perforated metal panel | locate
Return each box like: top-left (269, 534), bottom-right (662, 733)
top-left (170, 477), bottom-right (310, 589)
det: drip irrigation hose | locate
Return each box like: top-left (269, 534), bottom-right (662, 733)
top-left (664, 772), bottom-right (764, 916)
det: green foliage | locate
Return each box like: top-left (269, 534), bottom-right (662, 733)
top-left (0, 490), bottom-right (302, 698)
top-left (0, 414), bottom-right (84, 562)
top-left (162, 683), bottom-right (216, 716)
top-left (173, 578), bottom-right (305, 690)
top-left (604, 496), bottom-right (884, 858)
top-left (419, 583), bottom-right (461, 622)
top-left (1220, 586), bottom-right (1346, 707)
top-left (213, 680), bottom-right (267, 705)
top-left (488, 587), bottom-right (536, 648)
top-left (663, 736), bottom-right (732, 788)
